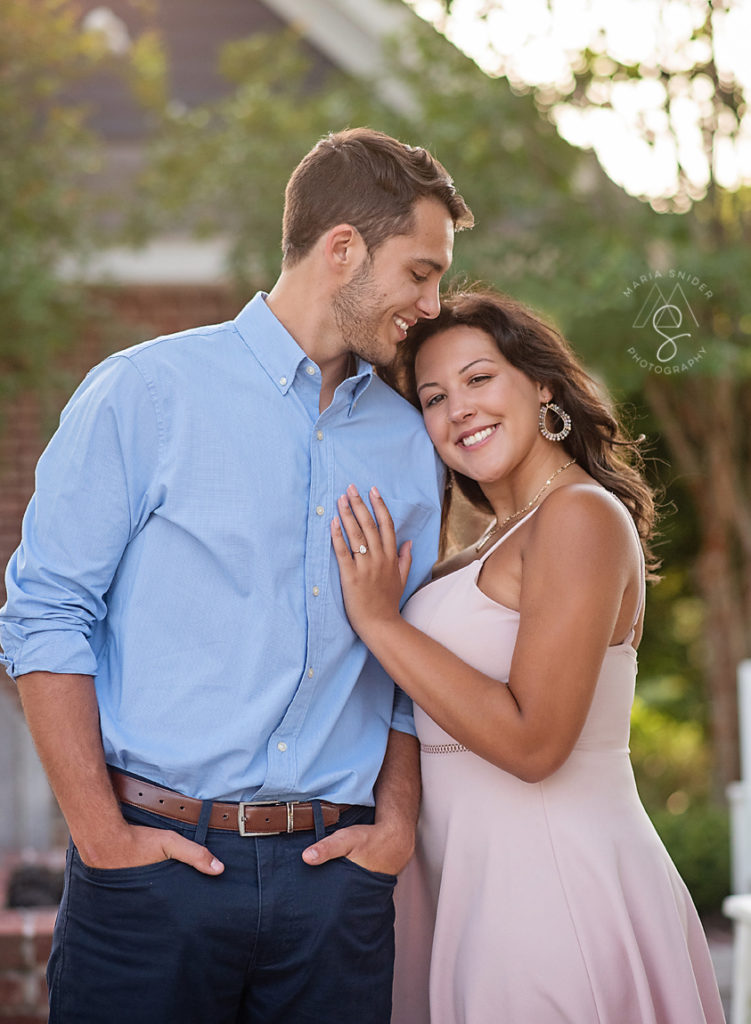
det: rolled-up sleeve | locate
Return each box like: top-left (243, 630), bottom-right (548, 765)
top-left (391, 683), bottom-right (417, 737)
top-left (0, 355), bottom-right (161, 679)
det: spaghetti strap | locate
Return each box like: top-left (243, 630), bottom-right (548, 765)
top-left (478, 505), bottom-right (542, 562)
top-left (617, 496), bottom-right (647, 640)
top-left (479, 490), bottom-right (646, 638)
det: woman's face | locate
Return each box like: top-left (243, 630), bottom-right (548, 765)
top-left (414, 325), bottom-right (551, 484)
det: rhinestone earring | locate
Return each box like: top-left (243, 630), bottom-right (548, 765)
top-left (539, 401), bottom-right (572, 442)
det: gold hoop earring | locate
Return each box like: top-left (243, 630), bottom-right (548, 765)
top-left (539, 401), bottom-right (571, 442)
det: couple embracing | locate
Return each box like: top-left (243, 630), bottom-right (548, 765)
top-left (0, 128), bottom-right (724, 1023)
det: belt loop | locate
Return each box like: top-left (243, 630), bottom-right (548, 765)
top-left (311, 799), bottom-right (326, 842)
top-left (195, 799), bottom-right (214, 845)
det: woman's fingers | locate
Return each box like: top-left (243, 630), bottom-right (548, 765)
top-left (369, 486), bottom-right (398, 560)
top-left (331, 516), bottom-right (354, 570)
top-left (332, 489), bottom-right (410, 635)
top-left (344, 484), bottom-right (378, 538)
top-left (336, 495), bottom-right (368, 556)
top-left (335, 485), bottom-right (402, 564)
top-left (339, 486), bottom-right (379, 554)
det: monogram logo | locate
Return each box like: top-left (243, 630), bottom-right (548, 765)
top-left (623, 270), bottom-right (710, 376)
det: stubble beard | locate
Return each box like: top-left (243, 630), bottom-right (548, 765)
top-left (332, 258), bottom-right (391, 366)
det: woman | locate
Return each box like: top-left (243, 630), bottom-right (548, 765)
top-left (330, 290), bottom-right (725, 1023)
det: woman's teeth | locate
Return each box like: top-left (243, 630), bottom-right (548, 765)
top-left (460, 426), bottom-right (496, 447)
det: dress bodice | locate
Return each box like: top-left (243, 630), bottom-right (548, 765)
top-left (402, 499), bottom-right (644, 755)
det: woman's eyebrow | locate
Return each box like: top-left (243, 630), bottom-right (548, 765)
top-left (416, 358), bottom-right (494, 393)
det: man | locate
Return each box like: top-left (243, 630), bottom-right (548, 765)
top-left (0, 128), bottom-right (473, 1023)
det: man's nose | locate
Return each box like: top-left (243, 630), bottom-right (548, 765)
top-left (416, 280), bottom-right (441, 320)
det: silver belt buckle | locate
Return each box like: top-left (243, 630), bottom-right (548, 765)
top-left (237, 800), bottom-right (297, 837)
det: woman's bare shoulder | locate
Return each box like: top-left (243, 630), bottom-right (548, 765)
top-left (534, 482), bottom-right (634, 535)
top-left (529, 482), bottom-right (638, 568)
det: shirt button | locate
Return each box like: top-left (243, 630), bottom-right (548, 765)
top-left (306, 364), bottom-right (316, 375)
top-left (312, 586), bottom-right (320, 597)
top-left (316, 506), bottom-right (324, 516)
top-left (279, 376), bottom-right (287, 386)
top-left (307, 667), bottom-right (314, 678)
top-left (277, 741), bottom-right (288, 752)
top-left (316, 430), bottom-right (323, 441)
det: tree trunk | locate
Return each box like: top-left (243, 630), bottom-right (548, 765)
top-left (645, 374), bottom-right (751, 798)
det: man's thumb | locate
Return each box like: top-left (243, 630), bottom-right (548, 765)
top-left (301, 831), bottom-right (351, 867)
top-left (164, 833), bottom-right (224, 875)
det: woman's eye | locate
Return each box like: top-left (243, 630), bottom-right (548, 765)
top-left (469, 374), bottom-right (491, 385)
top-left (424, 393), bottom-right (444, 408)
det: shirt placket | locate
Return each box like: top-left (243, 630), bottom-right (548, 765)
top-left (263, 362), bottom-right (335, 793)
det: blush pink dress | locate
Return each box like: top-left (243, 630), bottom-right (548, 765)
top-left (391, 505), bottom-right (725, 1024)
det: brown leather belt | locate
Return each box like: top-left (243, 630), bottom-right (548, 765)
top-left (109, 769), bottom-right (350, 836)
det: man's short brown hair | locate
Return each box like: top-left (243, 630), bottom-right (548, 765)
top-left (281, 127), bottom-right (473, 266)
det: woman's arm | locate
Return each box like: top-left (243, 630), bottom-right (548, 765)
top-left (331, 484), bottom-right (640, 782)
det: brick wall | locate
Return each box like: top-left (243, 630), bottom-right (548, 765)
top-left (0, 287), bottom-right (240, 1021)
top-left (0, 853), bottom-right (65, 1022)
top-left (0, 907), bottom-right (56, 1022)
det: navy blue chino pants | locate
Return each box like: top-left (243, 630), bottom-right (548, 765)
top-left (47, 801), bottom-right (397, 1023)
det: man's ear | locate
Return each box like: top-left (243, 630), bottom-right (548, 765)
top-left (324, 223), bottom-right (367, 273)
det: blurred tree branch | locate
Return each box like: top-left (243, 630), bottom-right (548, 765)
top-left (406, 0), bottom-right (751, 796)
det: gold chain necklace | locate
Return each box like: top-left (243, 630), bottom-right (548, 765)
top-left (474, 459), bottom-right (577, 553)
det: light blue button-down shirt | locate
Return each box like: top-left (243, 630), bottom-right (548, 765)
top-left (0, 293), bottom-right (443, 803)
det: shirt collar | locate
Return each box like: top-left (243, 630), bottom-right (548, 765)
top-left (234, 292), bottom-right (307, 395)
top-left (234, 292), bottom-right (375, 405)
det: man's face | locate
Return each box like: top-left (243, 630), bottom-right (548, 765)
top-left (332, 197), bottom-right (455, 366)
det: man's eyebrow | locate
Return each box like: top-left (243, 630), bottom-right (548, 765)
top-left (413, 257), bottom-right (448, 273)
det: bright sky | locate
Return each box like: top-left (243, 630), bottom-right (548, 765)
top-left (404, 0), bottom-right (751, 207)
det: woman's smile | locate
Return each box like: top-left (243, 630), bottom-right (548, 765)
top-left (457, 424), bottom-right (500, 449)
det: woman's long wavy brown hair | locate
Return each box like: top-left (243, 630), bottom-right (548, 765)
top-left (382, 288), bottom-right (660, 575)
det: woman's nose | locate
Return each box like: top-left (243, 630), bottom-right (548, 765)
top-left (446, 397), bottom-right (474, 423)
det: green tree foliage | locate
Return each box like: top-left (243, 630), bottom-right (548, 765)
top-left (631, 695), bottom-right (730, 914)
top-left (651, 804), bottom-right (730, 914)
top-left (0, 0), bottom-right (103, 401)
top-left (130, 30), bottom-right (382, 286)
top-left (0, 0), bottom-right (164, 405)
top-left (399, 3), bottom-right (751, 796)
